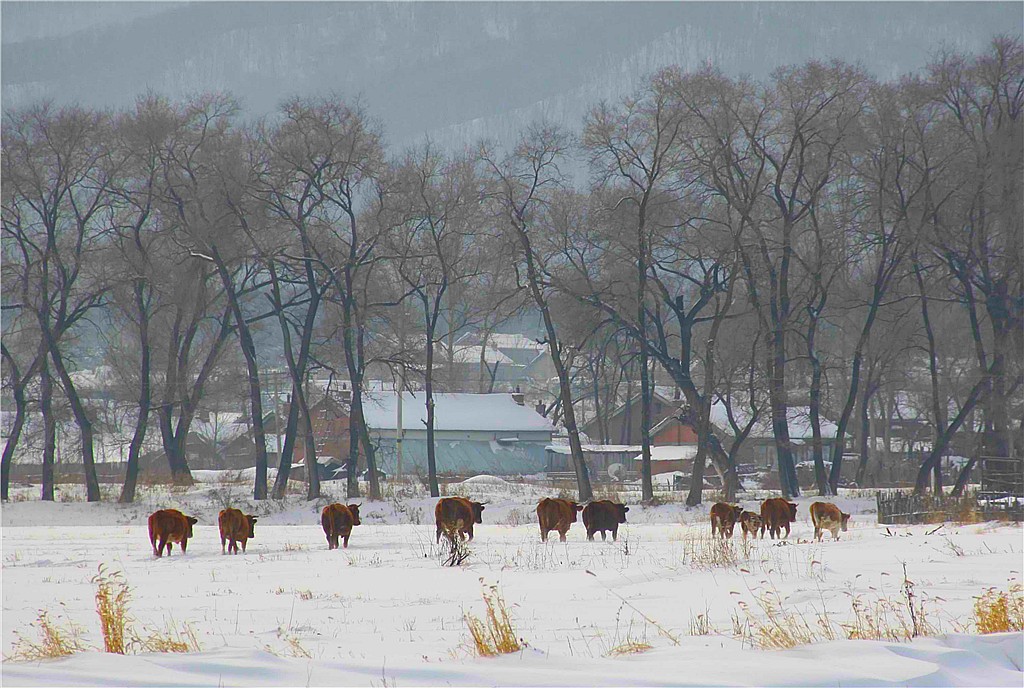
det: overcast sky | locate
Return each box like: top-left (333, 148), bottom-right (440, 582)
top-left (3, 2), bottom-right (1020, 148)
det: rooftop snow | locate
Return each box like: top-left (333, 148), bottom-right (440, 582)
top-left (362, 392), bottom-right (554, 433)
top-left (632, 445), bottom-right (700, 462)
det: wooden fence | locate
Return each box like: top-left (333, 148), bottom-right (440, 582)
top-left (877, 489), bottom-right (1023, 524)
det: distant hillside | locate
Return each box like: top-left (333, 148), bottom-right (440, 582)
top-left (3, 2), bottom-right (1019, 150)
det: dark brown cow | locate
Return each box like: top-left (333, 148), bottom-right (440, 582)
top-left (434, 497), bottom-right (485, 542)
top-left (739, 510), bottom-right (764, 540)
top-left (709, 502), bottom-right (742, 539)
top-left (581, 500), bottom-right (629, 541)
top-left (148, 509), bottom-right (198, 557)
top-left (218, 508), bottom-right (257, 555)
top-left (321, 503), bottom-right (362, 550)
top-left (536, 498), bottom-right (583, 542)
top-left (809, 502), bottom-right (851, 542)
top-left (760, 498), bottom-right (798, 540)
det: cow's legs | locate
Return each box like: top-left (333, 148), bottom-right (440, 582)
top-left (241, 540), bottom-right (247, 553)
top-left (180, 538), bottom-right (188, 554)
top-left (558, 528), bottom-right (567, 542)
top-left (343, 534), bottom-right (349, 548)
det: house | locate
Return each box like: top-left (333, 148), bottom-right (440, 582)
top-left (362, 391), bottom-right (554, 476)
top-left (710, 401), bottom-right (839, 469)
top-left (630, 445), bottom-right (700, 475)
top-left (582, 390), bottom-right (685, 445)
top-left (449, 332), bottom-right (555, 392)
top-left (292, 390), bottom-right (554, 477)
top-left (545, 444), bottom-right (641, 478)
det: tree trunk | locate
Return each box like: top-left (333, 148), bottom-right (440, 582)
top-left (2, 378), bottom-right (27, 502)
top-left (119, 282), bottom-right (151, 503)
top-left (638, 346), bottom-right (654, 503)
top-left (272, 390), bottom-right (300, 499)
top-left (424, 327), bottom-right (440, 497)
top-left (40, 360), bottom-right (56, 501)
top-left (768, 336), bottom-right (799, 497)
top-left (44, 330), bottom-right (100, 502)
top-left (855, 384), bottom-right (873, 486)
top-left (300, 393), bottom-right (320, 500)
top-left (518, 225), bottom-right (592, 501)
top-left (913, 375), bottom-right (989, 494)
top-left (346, 385), bottom-right (362, 499)
top-left (0, 345), bottom-right (37, 502)
top-left (951, 457), bottom-right (977, 497)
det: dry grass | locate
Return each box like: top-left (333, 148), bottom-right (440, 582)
top-left (735, 569), bottom-right (946, 650)
top-left (680, 530), bottom-right (743, 568)
top-left (440, 531), bottom-right (472, 567)
top-left (464, 582), bottom-right (524, 657)
top-left (606, 638), bottom-right (654, 656)
top-left (135, 621), bottom-right (202, 653)
top-left (93, 566), bottom-right (132, 654)
top-left (7, 608), bottom-right (87, 661)
top-left (974, 583), bottom-right (1024, 634)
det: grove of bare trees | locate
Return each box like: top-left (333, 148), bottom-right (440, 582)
top-left (2, 38), bottom-right (1020, 503)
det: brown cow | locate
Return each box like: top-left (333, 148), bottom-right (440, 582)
top-left (218, 508), bottom-right (257, 555)
top-left (581, 500), bottom-right (629, 541)
top-left (321, 503), bottom-right (362, 550)
top-left (148, 509), bottom-right (198, 557)
top-left (434, 497), bottom-right (485, 543)
top-left (739, 510), bottom-right (764, 540)
top-left (710, 502), bottom-right (742, 539)
top-left (536, 498), bottom-right (584, 542)
top-left (760, 498), bottom-right (798, 539)
top-left (810, 502), bottom-right (851, 542)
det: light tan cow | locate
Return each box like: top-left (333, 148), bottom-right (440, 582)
top-left (810, 502), bottom-right (851, 541)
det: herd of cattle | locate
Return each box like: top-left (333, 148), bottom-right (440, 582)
top-left (145, 496), bottom-right (852, 558)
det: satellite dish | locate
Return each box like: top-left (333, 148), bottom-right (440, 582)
top-left (608, 463), bottom-right (625, 482)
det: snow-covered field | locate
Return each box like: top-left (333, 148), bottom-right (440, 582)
top-left (2, 479), bottom-right (1022, 686)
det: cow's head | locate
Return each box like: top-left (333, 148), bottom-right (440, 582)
top-left (246, 515), bottom-right (258, 539)
top-left (787, 503), bottom-right (798, 521)
top-left (616, 504), bottom-right (629, 523)
top-left (471, 501), bottom-right (485, 524)
top-left (186, 516), bottom-right (198, 537)
top-left (347, 503), bottom-right (362, 526)
top-left (840, 512), bottom-right (851, 531)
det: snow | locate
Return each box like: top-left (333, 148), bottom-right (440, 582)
top-left (361, 392), bottom-right (554, 433)
top-left (631, 445), bottom-right (699, 462)
top-left (450, 344), bottom-right (515, 365)
top-left (2, 482), bottom-right (1022, 687)
top-left (711, 402), bottom-right (839, 439)
top-left (546, 444), bottom-right (641, 454)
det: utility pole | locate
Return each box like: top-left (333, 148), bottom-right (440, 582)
top-left (396, 377), bottom-right (404, 480)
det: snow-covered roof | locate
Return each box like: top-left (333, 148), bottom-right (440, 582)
top-left (191, 413), bottom-right (250, 444)
top-left (632, 445), bottom-right (700, 462)
top-left (546, 444), bottom-right (642, 454)
top-left (450, 345), bottom-right (515, 365)
top-left (361, 392), bottom-right (554, 433)
top-left (488, 334), bottom-right (546, 351)
top-left (710, 401), bottom-right (837, 439)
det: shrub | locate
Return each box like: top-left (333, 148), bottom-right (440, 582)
top-left (8, 608), bottom-right (87, 660)
top-left (464, 583), bottom-right (523, 656)
top-left (93, 565), bottom-right (133, 654)
top-left (974, 584), bottom-right (1024, 634)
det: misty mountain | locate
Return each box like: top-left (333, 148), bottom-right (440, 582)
top-left (3, 2), bottom-right (1019, 150)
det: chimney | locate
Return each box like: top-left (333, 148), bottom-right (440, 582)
top-left (673, 387), bottom-right (681, 401)
top-left (339, 388), bottom-right (352, 404)
top-left (512, 392), bottom-right (525, 406)
top-left (535, 401), bottom-right (547, 417)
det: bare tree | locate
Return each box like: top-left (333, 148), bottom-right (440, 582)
top-left (1, 104), bottom-right (116, 502)
top-left (479, 124), bottom-right (594, 502)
